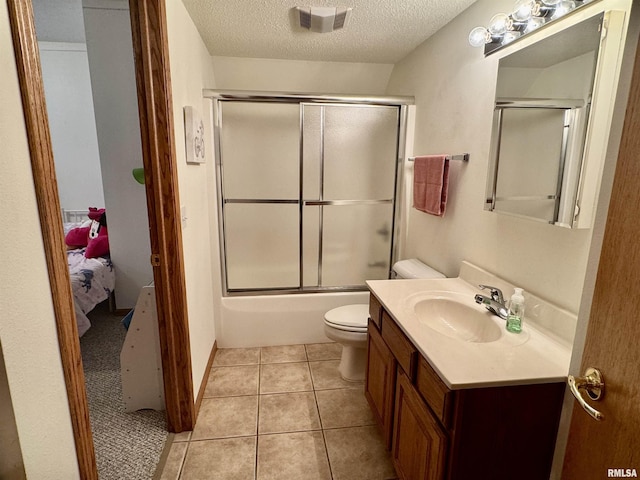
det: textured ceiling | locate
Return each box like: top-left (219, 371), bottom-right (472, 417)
top-left (181, 0), bottom-right (477, 63)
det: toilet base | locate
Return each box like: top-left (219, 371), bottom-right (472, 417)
top-left (323, 323), bottom-right (368, 382)
top-left (338, 344), bottom-right (367, 382)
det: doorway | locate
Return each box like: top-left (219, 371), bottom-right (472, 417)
top-left (7, 0), bottom-right (194, 478)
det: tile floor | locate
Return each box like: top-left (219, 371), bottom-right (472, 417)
top-left (158, 343), bottom-right (398, 480)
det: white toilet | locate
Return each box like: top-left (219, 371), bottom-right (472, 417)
top-left (323, 259), bottom-right (446, 381)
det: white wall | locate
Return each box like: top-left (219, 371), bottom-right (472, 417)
top-left (497, 51), bottom-right (597, 99)
top-left (83, 0), bottom-right (153, 308)
top-left (166, 0), bottom-right (220, 398)
top-left (39, 41), bottom-right (105, 211)
top-left (0, 2), bottom-right (79, 477)
top-left (385, 0), bottom-right (631, 314)
top-left (212, 56), bottom-right (394, 94)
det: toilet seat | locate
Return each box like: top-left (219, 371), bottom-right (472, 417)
top-left (324, 304), bottom-right (369, 333)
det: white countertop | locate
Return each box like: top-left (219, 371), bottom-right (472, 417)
top-left (367, 276), bottom-right (572, 390)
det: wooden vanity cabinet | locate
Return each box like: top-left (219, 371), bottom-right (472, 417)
top-left (366, 292), bottom-right (565, 480)
top-left (365, 318), bottom-right (396, 448)
top-left (393, 368), bottom-right (448, 480)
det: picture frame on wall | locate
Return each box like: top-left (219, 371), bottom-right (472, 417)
top-left (184, 106), bottom-right (206, 164)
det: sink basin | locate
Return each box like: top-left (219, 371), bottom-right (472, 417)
top-left (411, 292), bottom-right (502, 343)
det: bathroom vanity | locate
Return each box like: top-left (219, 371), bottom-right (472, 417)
top-left (365, 264), bottom-right (573, 480)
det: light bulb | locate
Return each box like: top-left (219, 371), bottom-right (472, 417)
top-left (551, 0), bottom-right (576, 19)
top-left (502, 31), bottom-right (522, 45)
top-left (468, 26), bottom-right (491, 47)
top-left (488, 13), bottom-right (512, 36)
top-left (524, 16), bottom-right (545, 33)
top-left (512, 0), bottom-right (535, 22)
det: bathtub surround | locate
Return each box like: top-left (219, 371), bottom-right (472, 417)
top-left (220, 292), bottom-right (369, 347)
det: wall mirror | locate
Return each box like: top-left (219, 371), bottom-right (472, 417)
top-left (485, 11), bottom-right (625, 228)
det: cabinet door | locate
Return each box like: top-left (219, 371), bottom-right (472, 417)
top-left (392, 369), bottom-right (448, 480)
top-left (365, 320), bottom-right (396, 449)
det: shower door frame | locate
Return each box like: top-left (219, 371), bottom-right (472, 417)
top-left (206, 90), bottom-right (414, 296)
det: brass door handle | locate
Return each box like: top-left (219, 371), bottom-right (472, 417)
top-left (568, 367), bottom-right (605, 421)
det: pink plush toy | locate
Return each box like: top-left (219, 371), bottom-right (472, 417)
top-left (65, 208), bottom-right (109, 258)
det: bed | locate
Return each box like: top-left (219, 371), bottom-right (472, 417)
top-left (63, 209), bottom-right (116, 337)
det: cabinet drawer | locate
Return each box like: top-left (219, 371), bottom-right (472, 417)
top-left (369, 294), bottom-right (383, 330)
top-left (415, 356), bottom-right (454, 429)
top-left (381, 311), bottom-right (417, 379)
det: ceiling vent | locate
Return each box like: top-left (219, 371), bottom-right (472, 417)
top-left (296, 6), bottom-right (352, 33)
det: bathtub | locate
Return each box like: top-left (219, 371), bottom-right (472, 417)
top-left (218, 291), bottom-right (370, 348)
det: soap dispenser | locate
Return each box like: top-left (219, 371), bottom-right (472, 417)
top-left (506, 288), bottom-right (525, 333)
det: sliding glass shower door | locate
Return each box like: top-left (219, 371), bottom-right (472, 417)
top-left (217, 97), bottom-right (403, 293)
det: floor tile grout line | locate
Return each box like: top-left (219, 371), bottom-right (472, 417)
top-left (177, 440), bottom-right (190, 480)
top-left (307, 359), bottom-right (316, 392)
top-left (186, 434), bottom-right (257, 444)
top-left (203, 392), bottom-right (261, 400)
top-left (314, 373), bottom-right (336, 480)
top-left (257, 426), bottom-right (325, 436)
top-left (254, 435), bottom-right (259, 480)
top-left (255, 347), bottom-right (262, 480)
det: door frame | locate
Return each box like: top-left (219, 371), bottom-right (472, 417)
top-left (7, 0), bottom-right (194, 478)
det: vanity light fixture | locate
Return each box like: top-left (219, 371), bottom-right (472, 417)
top-left (469, 0), bottom-right (596, 53)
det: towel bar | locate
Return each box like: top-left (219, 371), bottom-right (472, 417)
top-left (408, 154), bottom-right (469, 162)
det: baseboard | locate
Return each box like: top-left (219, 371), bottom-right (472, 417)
top-left (109, 290), bottom-right (133, 316)
top-left (194, 340), bottom-right (217, 419)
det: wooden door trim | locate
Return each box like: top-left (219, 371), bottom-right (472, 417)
top-left (128, 0), bottom-right (195, 432)
top-left (6, 0), bottom-right (98, 478)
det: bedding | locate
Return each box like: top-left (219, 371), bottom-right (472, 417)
top-left (64, 221), bottom-right (115, 336)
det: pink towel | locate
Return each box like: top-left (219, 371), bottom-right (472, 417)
top-left (413, 155), bottom-right (449, 216)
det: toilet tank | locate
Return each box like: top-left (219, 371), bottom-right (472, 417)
top-left (391, 259), bottom-right (445, 279)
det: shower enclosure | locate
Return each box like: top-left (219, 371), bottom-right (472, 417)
top-left (208, 91), bottom-right (412, 295)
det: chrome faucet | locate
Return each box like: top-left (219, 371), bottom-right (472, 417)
top-left (474, 285), bottom-right (509, 320)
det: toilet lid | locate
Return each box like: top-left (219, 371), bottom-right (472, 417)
top-left (324, 304), bottom-right (369, 331)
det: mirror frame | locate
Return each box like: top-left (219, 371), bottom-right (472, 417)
top-left (485, 9), bottom-right (629, 229)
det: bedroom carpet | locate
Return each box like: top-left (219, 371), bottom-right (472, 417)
top-left (81, 303), bottom-right (168, 480)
